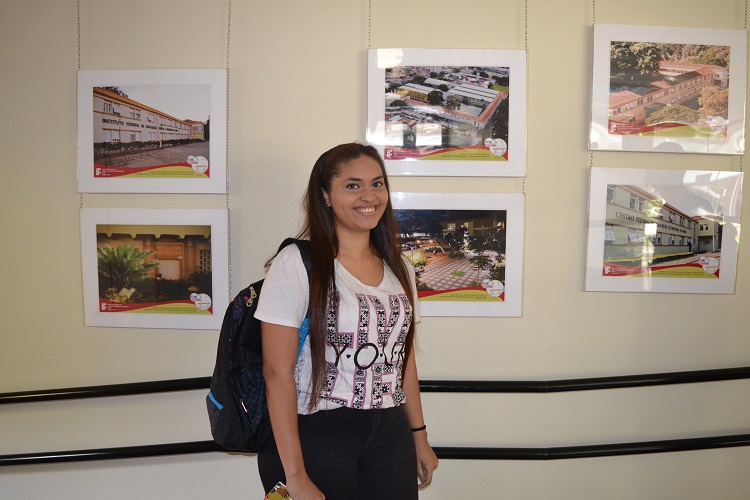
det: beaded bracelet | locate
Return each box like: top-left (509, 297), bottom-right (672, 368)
top-left (411, 424), bottom-right (427, 432)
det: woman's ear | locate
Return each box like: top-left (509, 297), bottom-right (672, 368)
top-left (322, 190), bottom-right (331, 207)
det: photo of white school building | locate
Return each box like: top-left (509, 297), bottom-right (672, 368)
top-left (604, 183), bottom-right (699, 261)
top-left (93, 87), bottom-right (203, 146)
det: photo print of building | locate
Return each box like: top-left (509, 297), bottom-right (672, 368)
top-left (395, 208), bottom-right (508, 301)
top-left (602, 183), bottom-right (724, 278)
top-left (383, 65), bottom-right (510, 161)
top-left (92, 84), bottom-right (211, 178)
top-left (96, 224), bottom-right (214, 315)
top-left (608, 41), bottom-right (731, 138)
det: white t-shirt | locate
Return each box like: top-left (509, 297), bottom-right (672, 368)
top-left (254, 243), bottom-right (420, 414)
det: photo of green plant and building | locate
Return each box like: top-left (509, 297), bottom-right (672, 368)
top-left (96, 224), bottom-right (212, 308)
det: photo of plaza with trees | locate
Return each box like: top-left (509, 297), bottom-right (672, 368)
top-left (396, 208), bottom-right (508, 300)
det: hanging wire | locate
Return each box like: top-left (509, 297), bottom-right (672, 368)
top-left (522, 0), bottom-right (528, 193)
top-left (586, 0), bottom-right (597, 221)
top-left (368, 0), bottom-right (372, 49)
top-left (77, 0), bottom-right (81, 72)
top-left (589, 0), bottom-right (596, 170)
top-left (77, 0), bottom-right (84, 209)
top-left (592, 0), bottom-right (597, 25)
top-left (742, 0), bottom-right (747, 172)
top-left (524, 0), bottom-right (528, 51)
top-left (226, 0), bottom-right (232, 70)
top-left (225, 0), bottom-right (233, 293)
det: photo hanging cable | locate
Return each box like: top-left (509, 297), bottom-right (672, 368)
top-left (592, 0), bottom-right (596, 25)
top-left (742, 0), bottom-right (747, 172)
top-left (589, 0), bottom-right (597, 172)
top-left (586, 0), bottom-right (597, 223)
top-left (225, 0), bottom-right (233, 293)
top-left (523, 0), bottom-right (528, 194)
top-left (368, 0), bottom-right (372, 50)
top-left (590, 0), bottom-right (596, 178)
top-left (77, 0), bottom-right (84, 209)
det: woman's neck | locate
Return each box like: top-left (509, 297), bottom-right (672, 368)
top-left (336, 229), bottom-right (373, 259)
top-left (335, 230), bottom-right (384, 286)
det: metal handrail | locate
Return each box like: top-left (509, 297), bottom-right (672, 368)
top-left (3, 433), bottom-right (750, 466)
top-left (3, 366), bottom-right (750, 405)
top-left (2, 366), bottom-right (749, 466)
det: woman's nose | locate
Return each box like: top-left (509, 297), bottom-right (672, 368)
top-left (360, 186), bottom-right (376, 200)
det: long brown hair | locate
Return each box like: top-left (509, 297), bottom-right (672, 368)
top-left (297, 143), bottom-right (415, 411)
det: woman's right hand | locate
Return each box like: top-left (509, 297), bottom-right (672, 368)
top-left (286, 473), bottom-right (325, 500)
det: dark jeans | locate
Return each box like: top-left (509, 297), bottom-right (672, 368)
top-left (258, 405), bottom-right (417, 500)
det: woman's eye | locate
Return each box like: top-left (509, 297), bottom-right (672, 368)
top-left (346, 183), bottom-right (359, 189)
top-left (373, 181), bottom-right (384, 188)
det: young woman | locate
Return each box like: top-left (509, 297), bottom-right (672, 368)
top-left (255, 143), bottom-right (438, 499)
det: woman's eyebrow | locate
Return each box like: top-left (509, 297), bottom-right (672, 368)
top-left (343, 175), bottom-right (384, 182)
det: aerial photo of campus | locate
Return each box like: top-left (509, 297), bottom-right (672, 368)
top-left (396, 208), bottom-right (508, 301)
top-left (608, 41), bottom-right (731, 137)
top-left (383, 65), bottom-right (510, 161)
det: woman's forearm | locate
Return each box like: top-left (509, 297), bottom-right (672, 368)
top-left (402, 345), bottom-right (439, 488)
top-left (264, 371), bottom-right (308, 479)
top-left (261, 322), bottom-right (308, 479)
top-left (402, 346), bottom-right (427, 429)
top-left (261, 322), bottom-right (324, 498)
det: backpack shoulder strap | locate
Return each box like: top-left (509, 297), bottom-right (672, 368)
top-left (276, 238), bottom-right (314, 351)
top-left (277, 238), bottom-right (312, 282)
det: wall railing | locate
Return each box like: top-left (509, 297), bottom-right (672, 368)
top-left (2, 366), bottom-right (749, 466)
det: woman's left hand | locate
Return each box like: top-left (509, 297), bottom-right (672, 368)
top-left (414, 433), bottom-right (439, 489)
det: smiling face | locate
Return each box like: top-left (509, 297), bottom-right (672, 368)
top-left (323, 155), bottom-right (389, 238)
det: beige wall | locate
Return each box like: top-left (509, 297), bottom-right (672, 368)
top-left (1, 0), bottom-right (749, 498)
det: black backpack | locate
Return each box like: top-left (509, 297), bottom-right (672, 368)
top-left (206, 238), bottom-right (311, 452)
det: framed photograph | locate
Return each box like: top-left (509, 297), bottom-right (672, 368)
top-left (392, 192), bottom-right (524, 316)
top-left (80, 208), bottom-right (229, 329)
top-left (589, 24), bottom-right (747, 154)
top-left (77, 69), bottom-right (227, 193)
top-left (585, 167), bottom-right (743, 294)
top-left (368, 48), bottom-right (527, 177)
